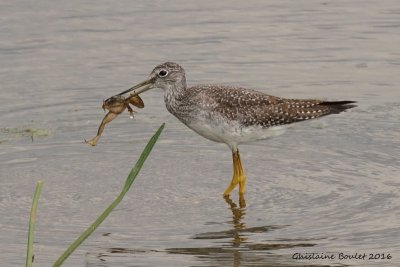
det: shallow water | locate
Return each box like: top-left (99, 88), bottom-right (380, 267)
top-left (1, 1), bottom-right (400, 266)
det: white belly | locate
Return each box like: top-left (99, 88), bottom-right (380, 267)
top-left (185, 116), bottom-right (287, 148)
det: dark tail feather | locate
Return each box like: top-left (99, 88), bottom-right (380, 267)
top-left (319, 100), bottom-right (357, 114)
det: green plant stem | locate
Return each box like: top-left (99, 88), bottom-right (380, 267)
top-left (52, 123), bottom-right (164, 267)
top-left (26, 181), bottom-right (43, 267)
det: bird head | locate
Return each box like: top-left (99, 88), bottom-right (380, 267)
top-left (117, 62), bottom-right (186, 96)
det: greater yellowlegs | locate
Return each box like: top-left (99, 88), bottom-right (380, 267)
top-left (118, 62), bottom-right (356, 198)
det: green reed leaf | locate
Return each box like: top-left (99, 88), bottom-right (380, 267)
top-left (52, 123), bottom-right (164, 267)
top-left (26, 181), bottom-right (43, 267)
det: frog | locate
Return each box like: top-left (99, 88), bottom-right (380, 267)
top-left (85, 94), bottom-right (144, 146)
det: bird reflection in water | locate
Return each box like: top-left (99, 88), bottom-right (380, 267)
top-left (224, 195), bottom-right (247, 249)
top-left (224, 195), bottom-right (247, 266)
top-left (92, 196), bottom-right (320, 267)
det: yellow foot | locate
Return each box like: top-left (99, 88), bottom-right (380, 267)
top-left (223, 181), bottom-right (237, 197)
top-left (223, 148), bottom-right (247, 196)
top-left (238, 175), bottom-right (246, 195)
top-left (223, 174), bottom-right (246, 196)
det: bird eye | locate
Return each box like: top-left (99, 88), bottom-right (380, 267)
top-left (158, 70), bottom-right (168, 77)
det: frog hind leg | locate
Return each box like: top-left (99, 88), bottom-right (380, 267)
top-left (128, 94), bottom-right (144, 108)
top-left (85, 112), bottom-right (118, 146)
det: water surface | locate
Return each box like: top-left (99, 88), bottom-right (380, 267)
top-left (1, 1), bottom-right (399, 266)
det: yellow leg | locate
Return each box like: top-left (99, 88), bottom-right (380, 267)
top-left (223, 149), bottom-right (247, 197)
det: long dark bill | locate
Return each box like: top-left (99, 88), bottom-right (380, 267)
top-left (118, 77), bottom-right (156, 96)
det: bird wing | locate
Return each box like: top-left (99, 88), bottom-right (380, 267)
top-left (190, 85), bottom-right (355, 128)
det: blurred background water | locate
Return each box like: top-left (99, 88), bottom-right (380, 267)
top-left (0, 1), bottom-right (399, 266)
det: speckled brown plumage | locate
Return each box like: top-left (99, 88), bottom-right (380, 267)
top-left (182, 85), bottom-right (356, 129)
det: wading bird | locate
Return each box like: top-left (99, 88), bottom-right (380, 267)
top-left (118, 62), bottom-right (356, 198)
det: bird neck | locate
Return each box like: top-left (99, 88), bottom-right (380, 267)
top-left (163, 78), bottom-right (187, 103)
